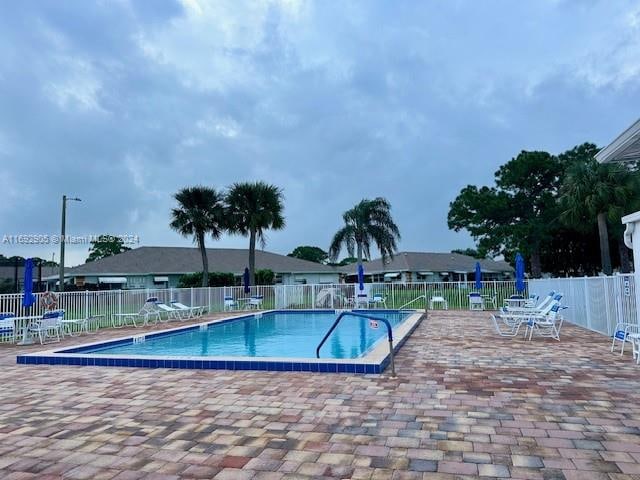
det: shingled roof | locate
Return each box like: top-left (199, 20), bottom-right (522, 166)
top-left (339, 251), bottom-right (513, 275)
top-left (62, 246), bottom-right (337, 276)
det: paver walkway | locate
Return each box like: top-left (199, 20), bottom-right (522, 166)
top-left (0, 310), bottom-right (639, 479)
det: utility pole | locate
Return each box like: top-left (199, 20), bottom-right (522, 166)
top-left (59, 195), bottom-right (81, 292)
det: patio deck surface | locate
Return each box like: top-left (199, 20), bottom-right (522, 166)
top-left (0, 311), bottom-right (639, 480)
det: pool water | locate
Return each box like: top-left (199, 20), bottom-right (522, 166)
top-left (85, 310), bottom-right (411, 359)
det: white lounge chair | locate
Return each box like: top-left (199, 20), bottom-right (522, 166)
top-left (28, 309), bottom-right (64, 344)
top-left (0, 312), bottom-right (16, 343)
top-left (490, 313), bottom-right (524, 337)
top-left (314, 288), bottom-right (333, 308)
top-left (171, 301), bottom-right (205, 318)
top-left (156, 302), bottom-right (186, 320)
top-left (524, 293), bottom-right (540, 308)
top-left (611, 321), bottom-right (640, 356)
top-left (500, 294), bottom-right (563, 319)
top-left (506, 291), bottom-right (555, 314)
top-left (524, 304), bottom-right (567, 341)
top-left (112, 297), bottom-right (161, 328)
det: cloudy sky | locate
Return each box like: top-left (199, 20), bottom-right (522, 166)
top-left (1, 0), bottom-right (639, 267)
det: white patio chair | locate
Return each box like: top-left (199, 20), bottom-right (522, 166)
top-left (353, 284), bottom-right (370, 309)
top-left (171, 301), bottom-right (205, 318)
top-left (468, 292), bottom-right (484, 311)
top-left (481, 294), bottom-right (497, 310)
top-left (0, 312), bottom-right (16, 343)
top-left (156, 302), bottom-right (187, 320)
top-left (247, 295), bottom-right (264, 310)
top-left (224, 296), bottom-right (238, 311)
top-left (368, 293), bottom-right (387, 309)
top-left (28, 309), bottom-right (64, 345)
top-left (112, 297), bottom-right (161, 328)
top-left (611, 322), bottom-right (640, 356)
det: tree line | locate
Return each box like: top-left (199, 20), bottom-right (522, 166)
top-left (171, 181), bottom-right (403, 287)
top-left (448, 143), bottom-right (638, 277)
top-left (170, 181), bottom-right (285, 287)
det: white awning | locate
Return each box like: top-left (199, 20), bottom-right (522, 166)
top-left (440, 272), bottom-right (450, 275)
top-left (596, 118), bottom-right (640, 163)
top-left (154, 276), bottom-right (169, 282)
top-left (98, 277), bottom-right (127, 284)
top-left (384, 272), bottom-right (400, 278)
top-left (418, 271), bottom-right (434, 275)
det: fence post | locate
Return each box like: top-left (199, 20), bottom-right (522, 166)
top-left (603, 276), bottom-right (612, 335)
top-left (85, 290), bottom-right (89, 318)
top-left (423, 282), bottom-right (427, 310)
top-left (583, 277), bottom-right (591, 330)
top-left (391, 283), bottom-right (395, 309)
top-left (118, 289), bottom-right (122, 316)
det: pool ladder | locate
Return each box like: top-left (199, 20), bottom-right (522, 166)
top-left (398, 295), bottom-right (426, 310)
top-left (315, 311), bottom-right (396, 377)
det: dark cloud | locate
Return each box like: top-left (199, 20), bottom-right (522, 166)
top-left (1, 0), bottom-right (639, 265)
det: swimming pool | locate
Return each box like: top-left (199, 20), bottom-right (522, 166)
top-left (17, 309), bottom-right (423, 374)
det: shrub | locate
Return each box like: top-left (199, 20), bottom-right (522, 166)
top-left (177, 272), bottom-right (236, 288)
top-left (255, 269), bottom-right (275, 285)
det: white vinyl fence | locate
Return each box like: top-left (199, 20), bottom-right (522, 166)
top-left (529, 274), bottom-right (637, 336)
top-left (0, 280), bottom-right (526, 342)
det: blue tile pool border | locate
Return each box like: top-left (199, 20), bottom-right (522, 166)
top-left (16, 309), bottom-right (423, 375)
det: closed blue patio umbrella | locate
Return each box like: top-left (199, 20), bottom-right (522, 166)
top-left (357, 264), bottom-right (365, 292)
top-left (474, 262), bottom-right (482, 290)
top-left (22, 258), bottom-right (36, 308)
top-left (515, 253), bottom-right (525, 293)
top-left (243, 267), bottom-right (251, 294)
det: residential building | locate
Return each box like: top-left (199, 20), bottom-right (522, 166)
top-left (339, 251), bottom-right (513, 283)
top-left (45, 246), bottom-right (340, 290)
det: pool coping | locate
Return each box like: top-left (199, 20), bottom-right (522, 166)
top-left (16, 309), bottom-right (424, 374)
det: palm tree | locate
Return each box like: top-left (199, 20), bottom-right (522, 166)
top-left (170, 186), bottom-right (226, 287)
top-left (559, 159), bottom-right (637, 275)
top-left (329, 198), bottom-right (401, 272)
top-left (225, 181), bottom-right (285, 285)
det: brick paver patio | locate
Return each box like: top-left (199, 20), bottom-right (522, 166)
top-left (1, 311), bottom-right (639, 479)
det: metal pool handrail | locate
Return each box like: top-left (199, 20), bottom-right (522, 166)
top-left (398, 295), bottom-right (426, 310)
top-left (315, 311), bottom-right (396, 377)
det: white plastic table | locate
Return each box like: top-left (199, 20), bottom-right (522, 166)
top-left (429, 296), bottom-right (448, 310)
top-left (504, 298), bottom-right (527, 308)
